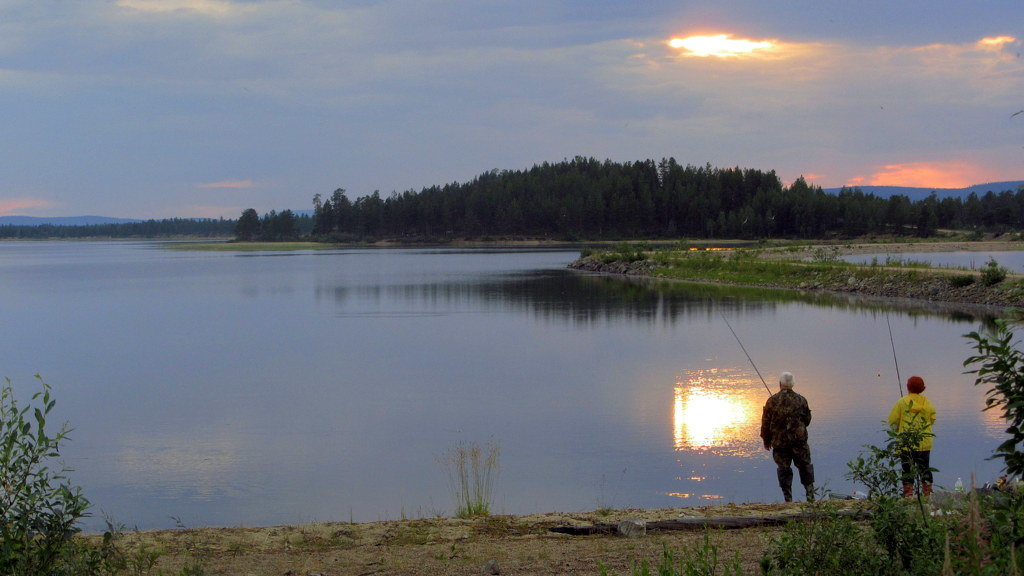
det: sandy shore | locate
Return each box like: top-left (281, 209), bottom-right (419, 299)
top-left (89, 501), bottom-right (846, 575)
top-left (783, 239), bottom-right (1024, 257)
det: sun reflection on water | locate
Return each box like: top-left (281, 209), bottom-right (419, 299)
top-left (672, 367), bottom-right (764, 457)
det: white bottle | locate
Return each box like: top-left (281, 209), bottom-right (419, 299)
top-left (955, 478), bottom-right (964, 492)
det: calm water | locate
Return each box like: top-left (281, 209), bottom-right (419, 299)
top-left (843, 250), bottom-right (1024, 272)
top-left (0, 241), bottom-right (1010, 531)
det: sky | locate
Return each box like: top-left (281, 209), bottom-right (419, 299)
top-left (1, 1), bottom-right (1022, 219)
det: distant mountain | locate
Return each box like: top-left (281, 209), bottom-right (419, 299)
top-left (0, 215), bottom-right (143, 226)
top-left (824, 181), bottom-right (1024, 200)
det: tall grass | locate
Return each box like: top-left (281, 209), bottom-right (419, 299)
top-left (438, 440), bottom-right (500, 517)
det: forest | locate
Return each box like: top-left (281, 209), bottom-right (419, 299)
top-left (0, 217), bottom-right (240, 239)
top-left (2, 157), bottom-right (1022, 241)
top-left (295, 157), bottom-right (1024, 242)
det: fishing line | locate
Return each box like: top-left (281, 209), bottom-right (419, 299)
top-left (720, 311), bottom-right (773, 396)
top-left (886, 311), bottom-right (904, 397)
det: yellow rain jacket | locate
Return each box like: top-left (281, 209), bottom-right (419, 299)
top-left (887, 393), bottom-right (937, 451)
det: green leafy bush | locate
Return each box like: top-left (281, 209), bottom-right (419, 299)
top-left (760, 505), bottom-right (893, 576)
top-left (0, 376), bottom-right (90, 575)
top-left (965, 320), bottom-right (1024, 476)
top-left (847, 425), bottom-right (934, 500)
top-left (949, 274), bottom-right (976, 288)
top-left (980, 258), bottom-right (1008, 287)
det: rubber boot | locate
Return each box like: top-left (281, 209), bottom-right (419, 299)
top-left (778, 467), bottom-right (793, 502)
top-left (923, 483), bottom-right (932, 498)
top-left (902, 483), bottom-right (914, 498)
top-left (804, 484), bottom-right (815, 502)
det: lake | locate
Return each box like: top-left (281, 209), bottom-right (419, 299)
top-left (843, 249), bottom-right (1024, 272)
top-left (0, 241), bottom-right (1010, 531)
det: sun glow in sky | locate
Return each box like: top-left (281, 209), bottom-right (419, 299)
top-left (2, 3), bottom-right (1022, 218)
top-left (848, 161), bottom-right (992, 189)
top-left (669, 34), bottom-right (774, 57)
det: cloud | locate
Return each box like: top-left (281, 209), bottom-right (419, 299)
top-left (848, 161), bottom-right (995, 189)
top-left (115, 0), bottom-right (242, 18)
top-left (668, 34), bottom-right (776, 58)
top-left (0, 198), bottom-right (60, 216)
top-left (198, 180), bottom-right (255, 189)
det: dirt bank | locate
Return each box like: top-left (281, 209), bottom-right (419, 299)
top-left (90, 502), bottom-right (844, 575)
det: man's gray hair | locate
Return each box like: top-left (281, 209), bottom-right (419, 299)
top-left (779, 372), bottom-right (795, 388)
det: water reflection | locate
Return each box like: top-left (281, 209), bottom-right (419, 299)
top-left (315, 270), bottom-right (1000, 327)
top-left (673, 368), bottom-right (764, 457)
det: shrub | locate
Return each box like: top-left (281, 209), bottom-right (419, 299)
top-left (600, 534), bottom-right (741, 576)
top-left (965, 321), bottom-right (1024, 476)
top-left (847, 425), bottom-right (934, 500)
top-left (0, 376), bottom-right (90, 575)
top-left (811, 247), bottom-right (840, 263)
top-left (761, 505), bottom-right (893, 576)
top-left (950, 274), bottom-right (976, 288)
top-left (842, 427), bottom-right (942, 573)
top-left (980, 258), bottom-right (1008, 287)
top-left (606, 242), bottom-right (647, 263)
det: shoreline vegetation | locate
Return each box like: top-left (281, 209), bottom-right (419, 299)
top-left (569, 238), bottom-right (1024, 313)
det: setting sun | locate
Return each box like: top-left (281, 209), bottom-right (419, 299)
top-left (669, 34), bottom-right (774, 57)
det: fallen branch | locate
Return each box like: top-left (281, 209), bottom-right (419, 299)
top-left (549, 509), bottom-right (867, 536)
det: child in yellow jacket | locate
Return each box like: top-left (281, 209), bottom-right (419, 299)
top-left (888, 375), bottom-right (937, 497)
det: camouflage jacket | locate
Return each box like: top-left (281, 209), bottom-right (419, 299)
top-left (760, 389), bottom-right (812, 449)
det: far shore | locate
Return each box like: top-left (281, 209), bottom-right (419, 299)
top-left (161, 236), bottom-right (1024, 254)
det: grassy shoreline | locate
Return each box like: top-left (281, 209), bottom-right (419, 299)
top-left (571, 239), bottom-right (1024, 312)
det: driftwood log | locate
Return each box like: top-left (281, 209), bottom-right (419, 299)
top-left (549, 509), bottom-right (867, 536)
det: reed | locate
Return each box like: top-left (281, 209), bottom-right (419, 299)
top-left (438, 440), bottom-right (500, 518)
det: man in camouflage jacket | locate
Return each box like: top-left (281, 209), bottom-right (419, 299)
top-left (760, 372), bottom-right (815, 502)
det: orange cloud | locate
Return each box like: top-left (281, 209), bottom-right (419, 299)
top-left (198, 180), bottom-right (255, 189)
top-left (851, 162), bottom-right (993, 189)
top-left (0, 198), bottom-right (59, 216)
top-left (978, 36), bottom-right (1017, 49)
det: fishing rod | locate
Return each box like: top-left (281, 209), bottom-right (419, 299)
top-left (886, 311), bottom-right (904, 397)
top-left (720, 311), bottom-right (773, 397)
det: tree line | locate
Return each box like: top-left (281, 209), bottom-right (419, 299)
top-left (296, 157), bottom-right (1024, 242)
top-left (0, 218), bottom-right (239, 239)
top-left (2, 157), bottom-right (1021, 241)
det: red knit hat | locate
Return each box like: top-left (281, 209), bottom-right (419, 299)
top-left (907, 376), bottom-right (925, 394)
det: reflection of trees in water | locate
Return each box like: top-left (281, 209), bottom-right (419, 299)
top-left (314, 270), bottom-right (997, 326)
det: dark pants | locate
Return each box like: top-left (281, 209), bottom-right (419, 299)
top-left (900, 450), bottom-right (932, 485)
top-left (773, 444), bottom-right (814, 501)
